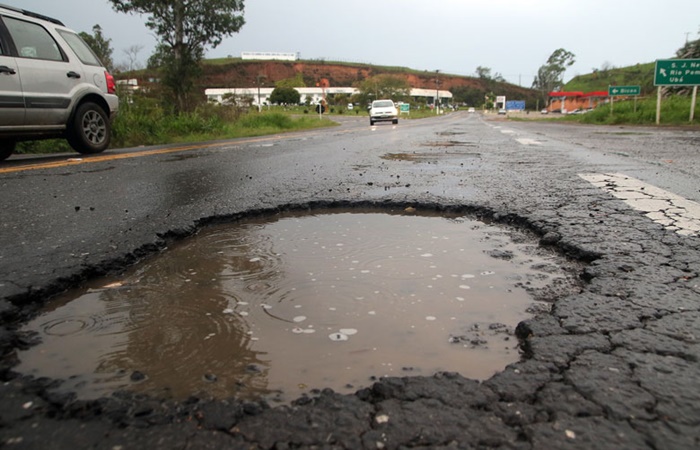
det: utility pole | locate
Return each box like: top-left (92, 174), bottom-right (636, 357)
top-left (256, 74), bottom-right (265, 112)
top-left (435, 70), bottom-right (440, 114)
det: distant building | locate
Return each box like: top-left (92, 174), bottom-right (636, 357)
top-left (241, 51), bottom-right (299, 61)
top-left (547, 91), bottom-right (608, 112)
top-left (205, 87), bottom-right (452, 107)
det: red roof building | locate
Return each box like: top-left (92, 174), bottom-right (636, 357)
top-left (547, 91), bottom-right (608, 112)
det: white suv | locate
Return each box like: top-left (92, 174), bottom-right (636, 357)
top-left (0, 4), bottom-right (119, 160)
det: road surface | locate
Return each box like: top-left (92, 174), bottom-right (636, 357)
top-left (1, 112), bottom-right (699, 449)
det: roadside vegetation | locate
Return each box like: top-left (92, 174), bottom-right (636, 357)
top-left (565, 96), bottom-right (700, 126)
top-left (111, 94), bottom-right (336, 147)
top-left (15, 94), bottom-right (337, 155)
top-left (510, 95), bottom-right (699, 127)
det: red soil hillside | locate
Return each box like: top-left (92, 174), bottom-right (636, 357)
top-left (202, 60), bottom-right (530, 95)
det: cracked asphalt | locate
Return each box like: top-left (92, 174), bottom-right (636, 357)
top-left (1, 112), bottom-right (699, 449)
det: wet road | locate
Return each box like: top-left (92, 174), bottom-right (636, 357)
top-left (1, 112), bottom-right (700, 449)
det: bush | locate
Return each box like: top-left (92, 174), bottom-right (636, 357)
top-left (237, 112), bottom-right (294, 129)
top-left (110, 93), bottom-right (244, 147)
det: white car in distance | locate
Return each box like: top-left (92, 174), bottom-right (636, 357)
top-left (369, 100), bottom-right (398, 126)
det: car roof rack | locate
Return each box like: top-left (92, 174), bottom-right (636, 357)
top-left (0, 3), bottom-right (65, 26)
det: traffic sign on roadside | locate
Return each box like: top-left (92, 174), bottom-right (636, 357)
top-left (654, 59), bottom-right (700, 86)
top-left (608, 85), bottom-right (641, 96)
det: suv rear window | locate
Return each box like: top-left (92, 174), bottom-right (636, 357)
top-left (58, 30), bottom-right (101, 66)
top-left (373, 101), bottom-right (394, 108)
top-left (3, 16), bottom-right (63, 61)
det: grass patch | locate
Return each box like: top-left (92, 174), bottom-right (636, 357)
top-left (572, 95), bottom-right (699, 126)
top-left (508, 95), bottom-right (699, 127)
top-left (15, 99), bottom-right (337, 155)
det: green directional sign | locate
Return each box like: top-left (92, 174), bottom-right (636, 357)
top-left (608, 85), bottom-right (640, 96)
top-left (654, 59), bottom-right (700, 86)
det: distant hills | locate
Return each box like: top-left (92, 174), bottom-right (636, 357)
top-left (196, 57), bottom-right (540, 107)
top-left (126, 57), bottom-right (677, 106)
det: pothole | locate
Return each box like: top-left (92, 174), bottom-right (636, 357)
top-left (421, 141), bottom-right (477, 147)
top-left (16, 208), bottom-right (581, 404)
top-left (381, 152), bottom-right (481, 162)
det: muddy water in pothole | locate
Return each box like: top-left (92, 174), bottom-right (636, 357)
top-left (17, 210), bottom-right (579, 404)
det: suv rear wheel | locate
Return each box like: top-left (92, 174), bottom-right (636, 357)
top-left (0, 140), bottom-right (15, 161)
top-left (67, 102), bottom-right (111, 154)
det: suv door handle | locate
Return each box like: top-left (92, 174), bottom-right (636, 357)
top-left (67, 71), bottom-right (81, 79)
top-left (0, 65), bottom-right (17, 75)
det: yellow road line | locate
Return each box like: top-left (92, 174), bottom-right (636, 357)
top-left (0, 133), bottom-right (316, 175)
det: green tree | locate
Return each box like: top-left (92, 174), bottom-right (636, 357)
top-left (355, 74), bottom-right (410, 105)
top-left (331, 93), bottom-right (350, 106)
top-left (475, 66), bottom-right (492, 79)
top-left (269, 87), bottom-right (301, 105)
top-left (492, 72), bottom-right (506, 83)
top-left (275, 73), bottom-right (306, 88)
top-left (484, 92), bottom-right (496, 110)
top-left (79, 25), bottom-right (114, 72)
top-left (450, 86), bottom-right (485, 107)
top-left (109, 0), bottom-right (245, 113)
top-left (532, 48), bottom-right (576, 101)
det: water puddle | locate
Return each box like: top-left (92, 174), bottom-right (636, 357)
top-left (381, 152), bottom-right (480, 162)
top-left (17, 209), bottom-right (579, 404)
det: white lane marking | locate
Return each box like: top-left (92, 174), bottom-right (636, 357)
top-left (580, 173), bottom-right (700, 236)
top-left (500, 129), bottom-right (516, 134)
top-left (516, 138), bottom-right (542, 146)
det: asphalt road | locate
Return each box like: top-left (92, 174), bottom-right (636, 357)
top-left (1, 112), bottom-right (699, 449)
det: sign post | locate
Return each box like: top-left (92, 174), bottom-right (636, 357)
top-left (654, 59), bottom-right (700, 124)
top-left (608, 86), bottom-right (641, 115)
top-left (608, 86), bottom-right (641, 96)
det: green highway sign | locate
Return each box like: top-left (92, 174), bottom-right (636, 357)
top-left (608, 85), bottom-right (641, 96)
top-left (654, 59), bottom-right (700, 86)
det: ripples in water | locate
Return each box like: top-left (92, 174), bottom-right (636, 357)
top-left (17, 209), bottom-right (580, 403)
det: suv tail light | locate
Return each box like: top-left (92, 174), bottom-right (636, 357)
top-left (105, 71), bottom-right (116, 94)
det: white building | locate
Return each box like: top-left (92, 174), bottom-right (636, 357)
top-left (241, 51), bottom-right (299, 61)
top-left (205, 86), bottom-right (452, 106)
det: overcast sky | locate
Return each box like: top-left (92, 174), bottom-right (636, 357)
top-left (13, 0), bottom-right (700, 86)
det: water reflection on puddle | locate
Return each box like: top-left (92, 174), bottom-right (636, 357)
top-left (17, 209), bottom-right (577, 404)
